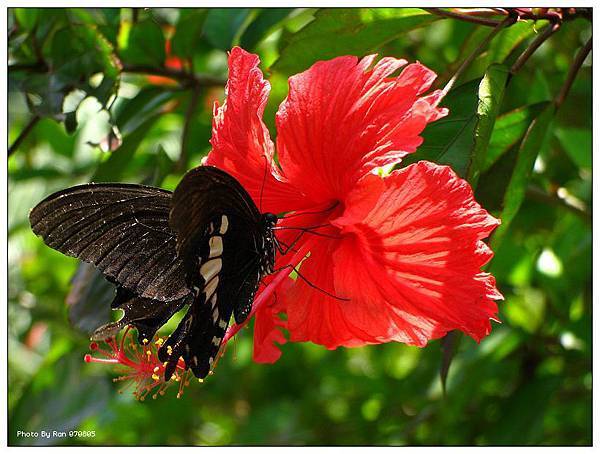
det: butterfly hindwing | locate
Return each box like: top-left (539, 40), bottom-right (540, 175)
top-left (91, 287), bottom-right (191, 344)
top-left (169, 166), bottom-right (262, 274)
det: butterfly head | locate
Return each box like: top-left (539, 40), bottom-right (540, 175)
top-left (262, 212), bottom-right (278, 228)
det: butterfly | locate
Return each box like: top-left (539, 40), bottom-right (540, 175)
top-left (29, 165), bottom-right (279, 380)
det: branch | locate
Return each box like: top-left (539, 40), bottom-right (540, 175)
top-left (452, 8), bottom-right (506, 17)
top-left (554, 37), bottom-right (592, 109)
top-left (526, 185), bottom-right (591, 224)
top-left (510, 22), bottom-right (561, 74)
top-left (121, 64), bottom-right (226, 87)
top-left (9, 62), bottom-right (226, 88)
top-left (8, 62), bottom-right (48, 73)
top-left (442, 15), bottom-right (517, 96)
top-left (512, 7), bottom-right (592, 23)
top-left (8, 115), bottom-right (40, 158)
top-left (424, 8), bottom-right (503, 27)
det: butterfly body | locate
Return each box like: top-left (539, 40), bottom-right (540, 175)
top-left (29, 166), bottom-right (278, 380)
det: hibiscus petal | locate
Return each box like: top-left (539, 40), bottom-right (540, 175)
top-left (276, 55), bottom-right (447, 202)
top-left (283, 237), bottom-right (382, 348)
top-left (283, 161), bottom-right (501, 349)
top-left (337, 161), bottom-right (502, 342)
top-left (206, 47), bottom-right (304, 213)
top-left (252, 291), bottom-right (288, 363)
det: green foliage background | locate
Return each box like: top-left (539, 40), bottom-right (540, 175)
top-left (8, 8), bottom-right (592, 446)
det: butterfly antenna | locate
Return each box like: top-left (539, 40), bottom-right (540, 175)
top-left (280, 201), bottom-right (340, 220)
top-left (273, 225), bottom-right (341, 240)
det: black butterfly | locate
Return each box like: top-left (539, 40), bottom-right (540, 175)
top-left (29, 165), bottom-right (279, 380)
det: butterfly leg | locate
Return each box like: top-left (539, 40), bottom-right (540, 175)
top-left (274, 231), bottom-right (305, 256)
top-left (271, 264), bottom-right (349, 302)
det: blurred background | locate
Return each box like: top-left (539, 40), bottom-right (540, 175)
top-left (8, 8), bottom-right (592, 445)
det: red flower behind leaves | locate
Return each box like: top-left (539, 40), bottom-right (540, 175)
top-left (147, 38), bottom-right (184, 86)
top-left (212, 47), bottom-right (502, 363)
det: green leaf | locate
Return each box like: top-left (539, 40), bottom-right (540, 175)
top-left (66, 7), bottom-right (121, 46)
top-left (95, 9), bottom-right (121, 45)
top-left (527, 68), bottom-right (552, 104)
top-left (486, 377), bottom-right (560, 444)
top-left (483, 102), bottom-right (548, 172)
top-left (402, 79), bottom-right (479, 177)
top-left (489, 21), bottom-right (543, 63)
top-left (460, 20), bottom-right (542, 82)
top-left (555, 127), bottom-right (592, 169)
top-left (18, 73), bottom-right (68, 118)
top-left (8, 165), bottom-right (95, 182)
top-left (14, 8), bottom-right (38, 31)
top-left (113, 85), bottom-right (176, 135)
top-left (467, 63), bottom-right (509, 186)
top-left (504, 287), bottom-right (546, 333)
top-left (203, 8), bottom-right (251, 51)
top-left (9, 10), bottom-right (65, 62)
top-left (240, 8), bottom-right (293, 50)
top-left (120, 19), bottom-right (165, 66)
top-left (34, 116), bottom-right (78, 158)
top-left (490, 103), bottom-right (555, 250)
top-left (142, 145), bottom-right (175, 186)
top-left (13, 23), bottom-right (120, 119)
top-left (50, 25), bottom-right (120, 82)
top-left (92, 114), bottom-right (162, 182)
top-left (271, 8), bottom-right (439, 75)
top-left (404, 64), bottom-right (509, 182)
top-left (172, 9), bottom-right (209, 58)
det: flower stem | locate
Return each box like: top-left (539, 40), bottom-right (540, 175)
top-left (554, 37), bottom-right (592, 109)
top-left (442, 15), bottom-right (516, 96)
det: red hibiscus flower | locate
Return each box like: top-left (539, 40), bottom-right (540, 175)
top-left (209, 47), bottom-right (502, 363)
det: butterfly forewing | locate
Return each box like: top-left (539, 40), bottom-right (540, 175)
top-left (29, 184), bottom-right (191, 302)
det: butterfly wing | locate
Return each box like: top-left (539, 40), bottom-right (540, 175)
top-left (29, 183), bottom-right (191, 303)
top-left (169, 165), bottom-right (262, 275)
top-left (91, 286), bottom-right (190, 344)
top-left (30, 166), bottom-right (274, 380)
top-left (160, 166), bottom-right (270, 379)
top-left (30, 184), bottom-right (195, 344)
